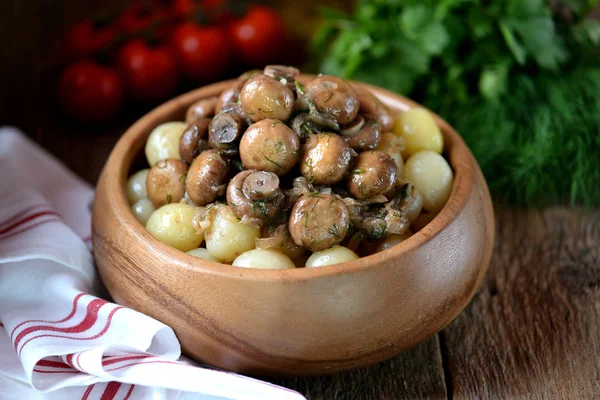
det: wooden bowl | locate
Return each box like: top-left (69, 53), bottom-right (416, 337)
top-left (92, 76), bottom-right (494, 376)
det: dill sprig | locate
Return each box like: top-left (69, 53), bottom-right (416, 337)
top-left (453, 67), bottom-right (600, 206)
top-left (314, 0), bottom-right (600, 205)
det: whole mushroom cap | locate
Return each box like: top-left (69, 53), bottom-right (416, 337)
top-left (186, 150), bottom-right (230, 206)
top-left (289, 194), bottom-right (350, 251)
top-left (239, 119), bottom-right (300, 175)
top-left (305, 75), bottom-right (359, 126)
top-left (300, 133), bottom-right (352, 185)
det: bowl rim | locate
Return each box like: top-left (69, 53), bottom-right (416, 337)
top-left (101, 75), bottom-right (475, 283)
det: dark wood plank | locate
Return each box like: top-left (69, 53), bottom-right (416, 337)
top-left (273, 336), bottom-right (447, 400)
top-left (440, 207), bottom-right (600, 399)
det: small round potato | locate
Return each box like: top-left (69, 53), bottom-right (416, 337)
top-left (232, 249), bottom-right (295, 269)
top-left (187, 248), bottom-right (219, 262)
top-left (404, 151), bottom-right (453, 213)
top-left (126, 169), bottom-right (149, 205)
top-left (131, 198), bottom-right (155, 225)
top-left (393, 108), bottom-right (443, 158)
top-left (305, 246), bottom-right (359, 267)
top-left (146, 203), bottom-right (204, 252)
top-left (205, 205), bottom-right (260, 262)
top-left (145, 122), bottom-right (188, 166)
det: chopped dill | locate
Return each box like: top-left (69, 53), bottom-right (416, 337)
top-left (294, 80), bottom-right (306, 96)
top-left (264, 156), bottom-right (281, 168)
top-left (274, 140), bottom-right (285, 151)
top-left (328, 223), bottom-right (340, 238)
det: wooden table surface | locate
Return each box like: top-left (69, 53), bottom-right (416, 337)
top-left (2, 1), bottom-right (599, 398)
top-left (10, 102), bottom-right (597, 399)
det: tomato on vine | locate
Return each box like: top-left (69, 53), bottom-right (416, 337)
top-left (117, 39), bottom-right (179, 102)
top-left (60, 20), bottom-right (117, 60)
top-left (228, 5), bottom-right (287, 67)
top-left (58, 60), bottom-right (124, 123)
top-left (170, 21), bottom-right (232, 81)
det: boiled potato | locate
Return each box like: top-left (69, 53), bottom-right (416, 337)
top-left (131, 198), bottom-right (155, 225)
top-left (232, 249), bottom-right (295, 270)
top-left (205, 205), bottom-right (260, 262)
top-left (145, 122), bottom-right (187, 166)
top-left (305, 246), bottom-right (359, 267)
top-left (187, 248), bottom-right (218, 262)
top-left (376, 232), bottom-right (413, 253)
top-left (394, 108), bottom-right (443, 158)
top-left (377, 132), bottom-right (404, 176)
top-left (404, 151), bottom-right (453, 213)
top-left (126, 169), bottom-right (149, 205)
top-left (146, 203), bottom-right (204, 251)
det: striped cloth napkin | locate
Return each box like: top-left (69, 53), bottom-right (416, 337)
top-left (0, 128), bottom-right (305, 400)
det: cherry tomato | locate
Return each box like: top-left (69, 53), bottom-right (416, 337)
top-left (170, 22), bottom-right (231, 81)
top-left (228, 5), bottom-right (287, 67)
top-left (60, 20), bottom-right (117, 60)
top-left (117, 39), bottom-right (178, 102)
top-left (58, 60), bottom-right (124, 123)
top-left (118, 3), bottom-right (160, 35)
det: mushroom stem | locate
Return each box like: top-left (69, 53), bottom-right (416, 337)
top-left (243, 171), bottom-right (280, 201)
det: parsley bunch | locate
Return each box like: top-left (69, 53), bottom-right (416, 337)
top-left (314, 0), bottom-right (600, 205)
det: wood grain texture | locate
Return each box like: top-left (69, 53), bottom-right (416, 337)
top-left (441, 207), bottom-right (600, 399)
top-left (274, 336), bottom-right (447, 399)
top-left (92, 77), bottom-right (494, 375)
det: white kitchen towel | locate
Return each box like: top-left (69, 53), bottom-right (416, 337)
top-left (0, 128), bottom-right (305, 400)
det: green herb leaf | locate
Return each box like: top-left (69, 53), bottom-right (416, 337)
top-left (328, 223), bottom-right (340, 238)
top-left (264, 156), bottom-right (281, 168)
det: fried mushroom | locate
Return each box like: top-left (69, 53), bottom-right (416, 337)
top-left (300, 133), bottom-right (351, 185)
top-left (305, 75), bottom-right (359, 126)
top-left (239, 74), bottom-right (294, 122)
top-left (179, 118), bottom-right (211, 163)
top-left (146, 159), bottom-right (189, 208)
top-left (347, 151), bottom-right (397, 199)
top-left (186, 150), bottom-right (230, 206)
top-left (354, 86), bottom-right (393, 132)
top-left (239, 118), bottom-right (300, 175)
top-left (185, 97), bottom-right (218, 123)
top-left (208, 112), bottom-right (245, 153)
top-left (226, 170), bottom-right (284, 228)
top-left (340, 115), bottom-right (381, 151)
top-left (289, 194), bottom-right (350, 251)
